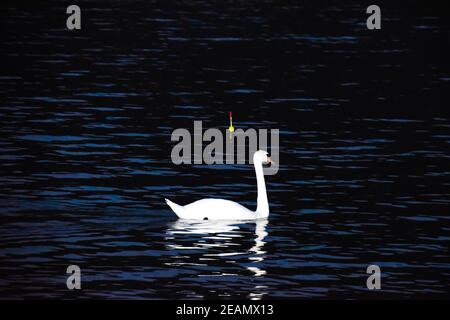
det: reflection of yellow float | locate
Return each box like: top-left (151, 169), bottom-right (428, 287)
top-left (228, 111), bottom-right (235, 132)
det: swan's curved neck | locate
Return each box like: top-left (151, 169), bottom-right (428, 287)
top-left (254, 161), bottom-right (269, 218)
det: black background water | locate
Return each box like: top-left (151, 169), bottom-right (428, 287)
top-left (0, 1), bottom-right (449, 299)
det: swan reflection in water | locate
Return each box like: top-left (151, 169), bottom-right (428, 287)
top-left (165, 219), bottom-right (269, 299)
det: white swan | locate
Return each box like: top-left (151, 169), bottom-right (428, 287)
top-left (165, 150), bottom-right (272, 220)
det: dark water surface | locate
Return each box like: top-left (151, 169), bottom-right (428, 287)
top-left (1, 1), bottom-right (449, 299)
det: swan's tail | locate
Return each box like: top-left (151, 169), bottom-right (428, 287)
top-left (165, 198), bottom-right (187, 218)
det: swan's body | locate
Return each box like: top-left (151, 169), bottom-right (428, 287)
top-left (165, 198), bottom-right (256, 220)
top-left (165, 150), bottom-right (271, 220)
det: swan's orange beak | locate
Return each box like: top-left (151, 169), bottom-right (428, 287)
top-left (267, 157), bottom-right (273, 164)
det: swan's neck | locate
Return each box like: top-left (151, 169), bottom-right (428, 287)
top-left (254, 161), bottom-right (269, 218)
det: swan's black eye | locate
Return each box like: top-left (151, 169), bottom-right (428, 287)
top-left (203, 217), bottom-right (208, 220)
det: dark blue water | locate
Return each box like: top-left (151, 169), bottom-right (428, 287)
top-left (0, 1), bottom-right (449, 299)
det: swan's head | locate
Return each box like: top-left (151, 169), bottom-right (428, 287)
top-left (253, 150), bottom-right (272, 165)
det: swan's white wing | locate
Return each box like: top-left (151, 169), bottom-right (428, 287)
top-left (182, 198), bottom-right (256, 220)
